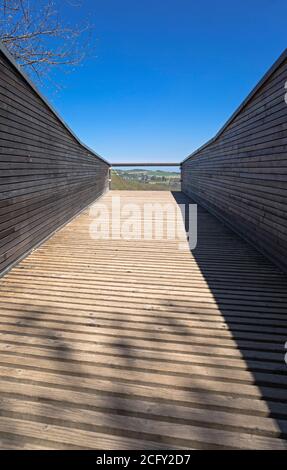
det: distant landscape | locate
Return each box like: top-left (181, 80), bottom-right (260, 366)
top-left (111, 168), bottom-right (181, 191)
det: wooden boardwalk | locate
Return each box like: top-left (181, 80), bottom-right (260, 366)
top-left (0, 190), bottom-right (287, 449)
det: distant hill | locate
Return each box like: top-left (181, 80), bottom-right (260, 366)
top-left (116, 168), bottom-right (180, 177)
top-left (111, 169), bottom-right (181, 191)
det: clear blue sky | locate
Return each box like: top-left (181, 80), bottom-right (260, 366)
top-left (44, 0), bottom-right (287, 164)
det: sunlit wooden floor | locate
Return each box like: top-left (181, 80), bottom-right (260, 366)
top-left (0, 190), bottom-right (286, 449)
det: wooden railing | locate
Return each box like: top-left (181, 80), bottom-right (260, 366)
top-left (181, 49), bottom-right (287, 272)
top-left (0, 44), bottom-right (110, 277)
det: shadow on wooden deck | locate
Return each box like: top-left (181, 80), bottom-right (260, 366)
top-left (172, 191), bottom-right (287, 442)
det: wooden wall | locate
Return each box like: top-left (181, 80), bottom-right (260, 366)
top-left (0, 48), bottom-right (110, 276)
top-left (181, 50), bottom-right (287, 272)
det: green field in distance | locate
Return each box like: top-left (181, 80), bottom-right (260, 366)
top-left (111, 168), bottom-right (181, 191)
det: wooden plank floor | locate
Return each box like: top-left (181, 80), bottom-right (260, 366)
top-left (0, 190), bottom-right (287, 449)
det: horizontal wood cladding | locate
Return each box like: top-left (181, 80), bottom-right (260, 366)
top-left (182, 51), bottom-right (287, 272)
top-left (0, 50), bottom-right (110, 276)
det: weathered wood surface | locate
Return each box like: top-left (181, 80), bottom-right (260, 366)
top-left (0, 190), bottom-right (286, 449)
top-left (181, 50), bottom-right (287, 272)
top-left (0, 49), bottom-right (109, 276)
